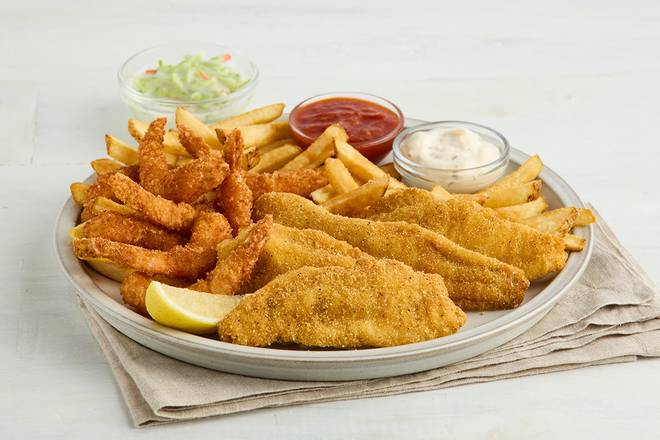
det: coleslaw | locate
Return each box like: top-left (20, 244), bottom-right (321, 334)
top-left (131, 53), bottom-right (247, 101)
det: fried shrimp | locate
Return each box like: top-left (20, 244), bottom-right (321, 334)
top-left (222, 129), bottom-right (247, 171)
top-left (245, 168), bottom-right (328, 199)
top-left (138, 118), bottom-right (229, 203)
top-left (120, 272), bottom-right (190, 316)
top-left (137, 118), bottom-right (170, 194)
top-left (108, 173), bottom-right (197, 231)
top-left (177, 124), bottom-right (211, 157)
top-left (81, 212), bottom-right (187, 250)
top-left (216, 130), bottom-right (254, 233)
top-left (73, 211), bottom-right (232, 279)
top-left (217, 172), bottom-right (253, 234)
top-left (79, 166), bottom-right (140, 222)
top-left (190, 215), bottom-right (273, 294)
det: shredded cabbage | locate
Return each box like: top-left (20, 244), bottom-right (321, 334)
top-left (131, 53), bottom-right (247, 101)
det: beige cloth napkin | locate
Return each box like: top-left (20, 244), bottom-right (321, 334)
top-left (78, 212), bottom-right (660, 427)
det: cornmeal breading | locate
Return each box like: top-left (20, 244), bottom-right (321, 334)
top-left (219, 258), bottom-right (466, 348)
top-left (253, 192), bottom-right (529, 310)
top-left (365, 189), bottom-right (567, 280)
top-left (239, 223), bottom-right (366, 293)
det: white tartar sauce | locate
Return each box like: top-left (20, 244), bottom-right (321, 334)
top-left (402, 127), bottom-right (500, 170)
top-left (398, 127), bottom-right (507, 192)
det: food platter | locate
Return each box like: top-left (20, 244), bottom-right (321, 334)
top-left (55, 117), bottom-right (594, 381)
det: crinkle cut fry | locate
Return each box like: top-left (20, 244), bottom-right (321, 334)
top-left (108, 173), bottom-right (197, 232)
top-left (190, 215), bottom-right (273, 294)
top-left (82, 212), bottom-right (187, 250)
top-left (245, 168), bottom-right (328, 199)
top-left (73, 211), bottom-right (231, 279)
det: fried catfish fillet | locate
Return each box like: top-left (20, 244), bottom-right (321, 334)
top-left (220, 223), bottom-right (366, 293)
top-left (218, 258), bottom-right (466, 348)
top-left (364, 189), bottom-right (568, 280)
top-left (253, 193), bottom-right (529, 310)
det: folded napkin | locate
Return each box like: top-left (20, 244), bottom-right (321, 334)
top-left (79, 212), bottom-right (660, 427)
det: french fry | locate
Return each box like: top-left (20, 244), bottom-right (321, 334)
top-left (483, 180), bottom-right (542, 208)
top-left (217, 121), bottom-right (290, 149)
top-left (91, 158), bottom-right (124, 175)
top-left (387, 177), bottom-right (406, 190)
top-left (564, 234), bottom-right (586, 251)
top-left (455, 193), bottom-right (489, 205)
top-left (163, 130), bottom-right (191, 156)
top-left (105, 134), bottom-right (177, 166)
top-left (321, 178), bottom-right (389, 216)
top-left (334, 139), bottom-right (388, 182)
top-left (575, 208), bottom-right (596, 226)
top-left (257, 138), bottom-right (296, 155)
top-left (176, 156), bottom-right (195, 166)
top-left (128, 119), bottom-right (190, 156)
top-left (250, 144), bottom-right (303, 173)
top-left (324, 158), bottom-right (359, 194)
top-left (430, 185), bottom-right (487, 204)
top-left (479, 155), bottom-right (543, 195)
top-left (65, 225), bottom-right (133, 282)
top-left (105, 134), bottom-right (138, 165)
top-left (175, 107), bottom-right (221, 149)
top-left (384, 177), bottom-right (407, 196)
top-left (210, 103), bottom-right (285, 129)
top-left (430, 185), bottom-right (452, 201)
top-left (310, 184), bottom-right (336, 204)
top-left (281, 125), bottom-right (347, 171)
top-left (126, 118), bottom-right (146, 142)
top-left (519, 208), bottom-right (578, 235)
top-left (70, 183), bottom-right (90, 205)
top-left (496, 197), bottom-right (549, 220)
top-left (380, 162), bottom-right (401, 179)
top-left (90, 197), bottom-right (137, 217)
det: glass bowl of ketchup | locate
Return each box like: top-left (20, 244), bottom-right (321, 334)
top-left (289, 92), bottom-right (404, 162)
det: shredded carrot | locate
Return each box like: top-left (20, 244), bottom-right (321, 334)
top-left (198, 70), bottom-right (209, 80)
top-left (144, 69), bottom-right (157, 75)
top-left (222, 53), bottom-right (232, 62)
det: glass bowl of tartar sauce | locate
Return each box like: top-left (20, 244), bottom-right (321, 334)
top-left (392, 121), bottom-right (510, 193)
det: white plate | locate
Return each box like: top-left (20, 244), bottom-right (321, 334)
top-left (55, 119), bottom-right (593, 381)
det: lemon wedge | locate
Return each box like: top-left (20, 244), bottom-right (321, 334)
top-left (145, 281), bottom-right (245, 334)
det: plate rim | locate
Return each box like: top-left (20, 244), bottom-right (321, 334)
top-left (54, 131), bottom-right (594, 365)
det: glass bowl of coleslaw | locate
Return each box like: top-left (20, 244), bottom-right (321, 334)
top-left (118, 44), bottom-right (259, 124)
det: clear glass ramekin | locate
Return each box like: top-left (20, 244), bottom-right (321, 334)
top-left (289, 92), bottom-right (404, 163)
top-left (118, 43), bottom-right (259, 124)
top-left (393, 121), bottom-right (510, 193)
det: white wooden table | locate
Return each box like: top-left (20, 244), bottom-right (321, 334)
top-left (2, 0), bottom-right (659, 437)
